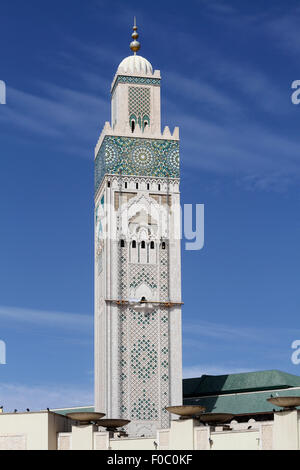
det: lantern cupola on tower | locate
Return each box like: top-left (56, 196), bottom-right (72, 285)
top-left (117, 19), bottom-right (153, 75)
top-left (110, 19), bottom-right (161, 136)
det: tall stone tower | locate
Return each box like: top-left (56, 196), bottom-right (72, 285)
top-left (94, 22), bottom-right (182, 436)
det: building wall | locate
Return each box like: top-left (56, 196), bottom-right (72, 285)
top-left (0, 412), bottom-right (49, 450)
top-left (48, 413), bottom-right (71, 450)
top-left (2, 409), bottom-right (300, 450)
top-left (273, 409), bottom-right (298, 450)
top-left (0, 412), bottom-right (69, 450)
top-left (110, 437), bottom-right (156, 450)
top-left (210, 430), bottom-right (260, 450)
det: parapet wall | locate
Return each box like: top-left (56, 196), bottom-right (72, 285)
top-left (56, 409), bottom-right (300, 450)
top-left (0, 409), bottom-right (298, 450)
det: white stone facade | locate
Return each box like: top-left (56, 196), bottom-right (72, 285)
top-left (94, 55), bottom-right (182, 436)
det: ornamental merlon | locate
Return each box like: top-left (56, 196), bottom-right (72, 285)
top-left (95, 122), bottom-right (179, 158)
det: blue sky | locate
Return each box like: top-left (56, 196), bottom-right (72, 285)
top-left (1, 0), bottom-right (300, 411)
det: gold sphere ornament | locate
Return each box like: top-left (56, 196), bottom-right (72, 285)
top-left (130, 17), bottom-right (141, 54)
top-left (132, 30), bottom-right (139, 40)
top-left (130, 40), bottom-right (140, 53)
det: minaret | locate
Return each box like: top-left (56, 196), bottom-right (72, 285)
top-left (94, 21), bottom-right (182, 436)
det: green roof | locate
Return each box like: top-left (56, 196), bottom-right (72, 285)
top-left (184, 388), bottom-right (300, 415)
top-left (49, 370), bottom-right (300, 418)
top-left (50, 406), bottom-right (94, 416)
top-left (183, 370), bottom-right (300, 398)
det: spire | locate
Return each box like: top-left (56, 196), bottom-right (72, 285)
top-left (130, 17), bottom-right (141, 55)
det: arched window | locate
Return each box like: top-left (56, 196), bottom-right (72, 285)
top-left (132, 240), bottom-right (136, 248)
top-left (143, 115), bottom-right (150, 131)
top-left (161, 242), bottom-right (166, 250)
top-left (158, 184), bottom-right (161, 191)
top-left (141, 241), bottom-right (146, 249)
top-left (150, 241), bottom-right (155, 249)
top-left (129, 114), bottom-right (137, 133)
top-left (120, 239), bottom-right (125, 248)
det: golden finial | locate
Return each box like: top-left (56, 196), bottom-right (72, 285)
top-left (130, 17), bottom-right (141, 55)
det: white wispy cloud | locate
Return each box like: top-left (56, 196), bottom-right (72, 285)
top-left (182, 320), bottom-right (266, 343)
top-left (210, 58), bottom-right (289, 116)
top-left (265, 7), bottom-right (300, 55)
top-left (0, 305), bottom-right (92, 331)
top-left (157, 6), bottom-right (300, 192)
top-left (59, 34), bottom-right (122, 68)
top-left (181, 318), bottom-right (293, 375)
top-left (177, 110), bottom-right (300, 179)
top-left (0, 382), bottom-right (93, 412)
top-left (163, 92), bottom-right (300, 191)
top-left (166, 72), bottom-right (244, 117)
top-left (237, 173), bottom-right (295, 193)
top-left (201, 0), bottom-right (237, 16)
top-left (0, 85), bottom-right (108, 157)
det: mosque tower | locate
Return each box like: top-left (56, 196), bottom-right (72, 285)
top-left (94, 20), bottom-right (182, 436)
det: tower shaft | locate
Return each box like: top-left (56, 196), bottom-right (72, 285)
top-left (94, 36), bottom-right (182, 436)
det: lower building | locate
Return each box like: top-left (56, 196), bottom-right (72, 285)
top-left (0, 405), bottom-right (299, 450)
top-left (1, 369), bottom-right (300, 450)
top-left (51, 368), bottom-right (300, 424)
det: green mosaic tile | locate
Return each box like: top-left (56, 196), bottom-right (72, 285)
top-left (95, 136), bottom-right (180, 193)
top-left (129, 267), bottom-right (157, 289)
top-left (131, 389), bottom-right (158, 420)
top-left (129, 308), bottom-right (157, 328)
top-left (111, 75), bottom-right (161, 95)
top-left (131, 338), bottom-right (158, 383)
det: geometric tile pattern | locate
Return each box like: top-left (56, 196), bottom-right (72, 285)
top-left (131, 337), bottom-right (158, 382)
top-left (159, 242), bottom-right (170, 427)
top-left (120, 303), bottom-right (170, 425)
top-left (128, 86), bottom-right (150, 129)
top-left (119, 243), bottom-right (170, 428)
top-left (129, 264), bottom-right (158, 290)
top-left (130, 308), bottom-right (156, 329)
top-left (131, 389), bottom-right (159, 421)
top-left (160, 305), bottom-right (170, 428)
top-left (159, 247), bottom-right (169, 302)
top-left (95, 136), bottom-right (180, 194)
top-left (111, 75), bottom-right (160, 95)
